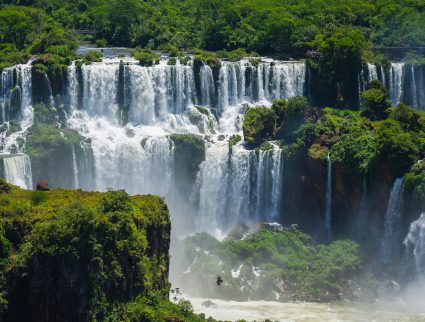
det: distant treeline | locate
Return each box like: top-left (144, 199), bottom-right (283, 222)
top-left (2, 0), bottom-right (425, 55)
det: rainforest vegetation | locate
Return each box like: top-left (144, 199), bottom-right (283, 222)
top-left (2, 0), bottom-right (425, 70)
top-left (174, 224), bottom-right (361, 302)
top-left (1, 0), bottom-right (425, 320)
top-left (0, 183), bottom-right (213, 321)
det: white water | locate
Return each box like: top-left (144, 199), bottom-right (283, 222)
top-left (2, 154), bottom-right (33, 189)
top-left (64, 58), bottom-right (304, 236)
top-left (324, 153), bottom-right (332, 239)
top-left (380, 177), bottom-right (404, 264)
top-left (0, 57), bottom-right (306, 234)
top-left (409, 65), bottom-right (425, 111)
top-left (0, 61), bottom-right (34, 188)
top-left (404, 213), bottom-right (425, 275)
top-left (71, 144), bottom-right (79, 188)
top-left (188, 297), bottom-right (425, 322)
top-left (363, 62), bottom-right (405, 107)
top-left (196, 140), bottom-right (283, 236)
top-left (389, 63), bottom-right (405, 106)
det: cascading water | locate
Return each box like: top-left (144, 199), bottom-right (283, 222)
top-left (71, 144), bottom-right (79, 188)
top-left (324, 153), bottom-right (332, 240)
top-left (196, 140), bottom-right (283, 236)
top-left (363, 62), bottom-right (425, 110)
top-left (2, 154), bottom-right (33, 189)
top-left (388, 63), bottom-right (404, 106)
top-left (404, 213), bottom-right (425, 276)
top-left (0, 61), bottom-right (34, 188)
top-left (408, 65), bottom-right (425, 111)
top-left (367, 63), bottom-right (378, 82)
top-left (1, 56), bottom-right (304, 236)
top-left (380, 177), bottom-right (404, 264)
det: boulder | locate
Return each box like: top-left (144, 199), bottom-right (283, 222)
top-left (36, 180), bottom-right (50, 191)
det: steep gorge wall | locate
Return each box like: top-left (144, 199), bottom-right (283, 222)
top-left (0, 185), bottom-right (171, 322)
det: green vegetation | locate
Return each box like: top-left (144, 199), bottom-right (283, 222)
top-left (243, 82), bottom-right (425, 178)
top-left (360, 80), bottom-right (391, 120)
top-left (26, 103), bottom-right (83, 161)
top-left (0, 5), bottom-right (77, 73)
top-left (0, 183), bottom-right (210, 321)
top-left (405, 161), bottom-right (425, 206)
top-left (229, 134), bottom-right (242, 149)
top-left (175, 225), bottom-right (361, 302)
top-left (243, 97), bottom-right (310, 146)
top-left (243, 107), bottom-right (276, 145)
top-left (24, 103), bottom-right (86, 185)
top-left (82, 50), bottom-right (103, 64)
top-left (4, 0), bottom-right (425, 55)
top-left (320, 103), bottom-right (425, 175)
top-left (309, 28), bottom-right (366, 107)
top-left (2, 0), bottom-right (425, 75)
top-left (132, 48), bottom-right (160, 67)
top-left (170, 134), bottom-right (205, 176)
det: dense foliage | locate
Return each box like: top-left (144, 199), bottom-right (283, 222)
top-left (248, 85), bottom-right (425, 177)
top-left (0, 5), bottom-right (77, 72)
top-left (1, 0), bottom-right (425, 74)
top-left (0, 183), bottom-right (211, 321)
top-left (174, 224), bottom-right (361, 302)
top-left (3, 0), bottom-right (425, 54)
top-left (243, 96), bottom-right (310, 146)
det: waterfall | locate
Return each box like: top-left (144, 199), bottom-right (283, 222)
top-left (67, 63), bottom-right (79, 109)
top-left (411, 66), bottom-right (418, 109)
top-left (404, 213), bottom-right (425, 275)
top-left (363, 62), bottom-right (425, 110)
top-left (43, 73), bottom-right (55, 106)
top-left (380, 65), bottom-right (386, 86)
top-left (267, 61), bottom-right (305, 100)
top-left (389, 63), bottom-right (404, 106)
top-left (1, 56), bottom-right (306, 237)
top-left (81, 62), bottom-right (120, 120)
top-left (68, 115), bottom-right (174, 195)
top-left (65, 58), bottom-right (306, 127)
top-left (71, 145), bottom-right (79, 188)
top-left (270, 148), bottom-right (283, 222)
top-left (2, 154), bottom-right (33, 189)
top-left (409, 65), bottom-right (425, 111)
top-left (0, 61), bottom-right (33, 124)
top-left (324, 154), bottom-right (332, 240)
top-left (196, 141), bottom-right (283, 236)
top-left (380, 177), bottom-right (404, 264)
top-left (367, 63), bottom-right (378, 82)
top-left (0, 62), bottom-right (34, 154)
top-left (200, 65), bottom-right (214, 106)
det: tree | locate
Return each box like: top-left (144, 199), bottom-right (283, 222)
top-left (360, 80), bottom-right (391, 121)
top-left (243, 107), bottom-right (276, 145)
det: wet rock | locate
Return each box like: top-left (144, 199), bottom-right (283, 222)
top-left (202, 299), bottom-right (217, 307)
top-left (36, 180), bottom-right (50, 191)
top-left (0, 182), bottom-right (11, 193)
top-left (225, 222), bottom-right (250, 241)
top-left (263, 222), bottom-right (290, 232)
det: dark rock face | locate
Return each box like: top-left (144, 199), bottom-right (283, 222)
top-left (1, 189), bottom-right (171, 322)
top-left (282, 149), bottom-right (398, 246)
top-left (36, 180), bottom-right (49, 190)
top-left (282, 149), bottom-right (327, 237)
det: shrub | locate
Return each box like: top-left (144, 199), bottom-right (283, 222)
top-left (30, 191), bottom-right (48, 205)
top-left (360, 80), bottom-right (391, 120)
top-left (95, 38), bottom-right (107, 47)
top-left (83, 50), bottom-right (103, 64)
top-left (243, 107), bottom-right (276, 145)
top-left (132, 48), bottom-right (159, 67)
